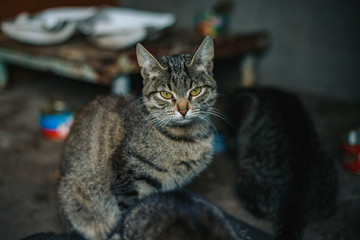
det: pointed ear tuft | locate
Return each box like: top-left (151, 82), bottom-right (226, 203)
top-left (188, 36), bottom-right (214, 74)
top-left (136, 43), bottom-right (165, 80)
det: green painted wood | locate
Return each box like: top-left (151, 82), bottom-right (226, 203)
top-left (0, 60), bottom-right (8, 89)
top-left (0, 47), bottom-right (97, 84)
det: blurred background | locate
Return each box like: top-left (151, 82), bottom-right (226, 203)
top-left (0, 0), bottom-right (360, 240)
top-left (123, 0), bottom-right (360, 101)
top-left (1, 0), bottom-right (360, 100)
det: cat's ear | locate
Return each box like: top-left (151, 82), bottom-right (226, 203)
top-left (136, 43), bottom-right (165, 80)
top-left (188, 35), bottom-right (214, 75)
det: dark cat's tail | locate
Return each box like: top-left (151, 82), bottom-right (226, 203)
top-left (273, 220), bottom-right (305, 240)
top-left (272, 194), bottom-right (307, 240)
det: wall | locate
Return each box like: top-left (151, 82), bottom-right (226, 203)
top-left (122, 0), bottom-right (360, 100)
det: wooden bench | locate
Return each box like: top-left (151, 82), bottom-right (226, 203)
top-left (0, 30), bottom-right (269, 93)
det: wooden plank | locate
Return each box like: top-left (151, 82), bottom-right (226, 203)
top-left (0, 30), bottom-right (269, 86)
top-left (0, 46), bottom-right (98, 83)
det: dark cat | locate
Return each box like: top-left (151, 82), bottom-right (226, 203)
top-left (116, 190), bottom-right (272, 240)
top-left (227, 87), bottom-right (337, 240)
top-left (58, 36), bottom-right (218, 240)
top-left (22, 190), bottom-right (272, 240)
top-left (20, 233), bottom-right (83, 240)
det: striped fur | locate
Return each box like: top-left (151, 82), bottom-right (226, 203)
top-left (58, 36), bottom-right (217, 240)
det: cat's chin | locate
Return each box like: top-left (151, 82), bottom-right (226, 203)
top-left (170, 117), bottom-right (196, 126)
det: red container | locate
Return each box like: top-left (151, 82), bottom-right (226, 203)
top-left (342, 129), bottom-right (360, 174)
top-left (40, 101), bottom-right (73, 141)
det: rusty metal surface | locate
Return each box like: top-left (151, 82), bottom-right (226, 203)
top-left (0, 30), bottom-right (269, 86)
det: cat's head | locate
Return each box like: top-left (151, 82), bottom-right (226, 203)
top-left (136, 36), bottom-right (217, 126)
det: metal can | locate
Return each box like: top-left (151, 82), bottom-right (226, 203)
top-left (40, 101), bottom-right (73, 141)
top-left (342, 128), bottom-right (360, 174)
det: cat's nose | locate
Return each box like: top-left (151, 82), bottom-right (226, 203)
top-left (178, 108), bottom-right (188, 116)
top-left (177, 101), bottom-right (189, 116)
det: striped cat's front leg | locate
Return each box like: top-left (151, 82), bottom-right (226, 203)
top-left (111, 166), bottom-right (164, 208)
top-left (58, 176), bottom-right (121, 240)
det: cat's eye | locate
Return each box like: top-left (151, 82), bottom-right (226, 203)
top-left (160, 91), bottom-right (173, 99)
top-left (190, 87), bottom-right (202, 96)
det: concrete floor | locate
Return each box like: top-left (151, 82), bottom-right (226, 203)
top-left (0, 67), bottom-right (360, 240)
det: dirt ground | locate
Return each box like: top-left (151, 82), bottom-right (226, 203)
top-left (1, 67), bottom-right (360, 240)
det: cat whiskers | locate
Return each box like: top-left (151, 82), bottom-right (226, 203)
top-left (144, 112), bottom-right (173, 130)
top-left (143, 113), bottom-right (163, 127)
top-left (202, 108), bottom-right (234, 129)
top-left (196, 114), bottom-right (218, 134)
top-left (158, 117), bottom-right (173, 130)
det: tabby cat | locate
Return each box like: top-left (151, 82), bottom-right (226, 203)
top-left (57, 36), bottom-right (218, 240)
top-left (228, 87), bottom-right (337, 240)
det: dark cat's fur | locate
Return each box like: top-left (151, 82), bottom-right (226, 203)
top-left (117, 190), bottom-right (272, 240)
top-left (58, 36), bottom-right (218, 240)
top-left (22, 190), bottom-right (272, 240)
top-left (228, 87), bottom-right (337, 240)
